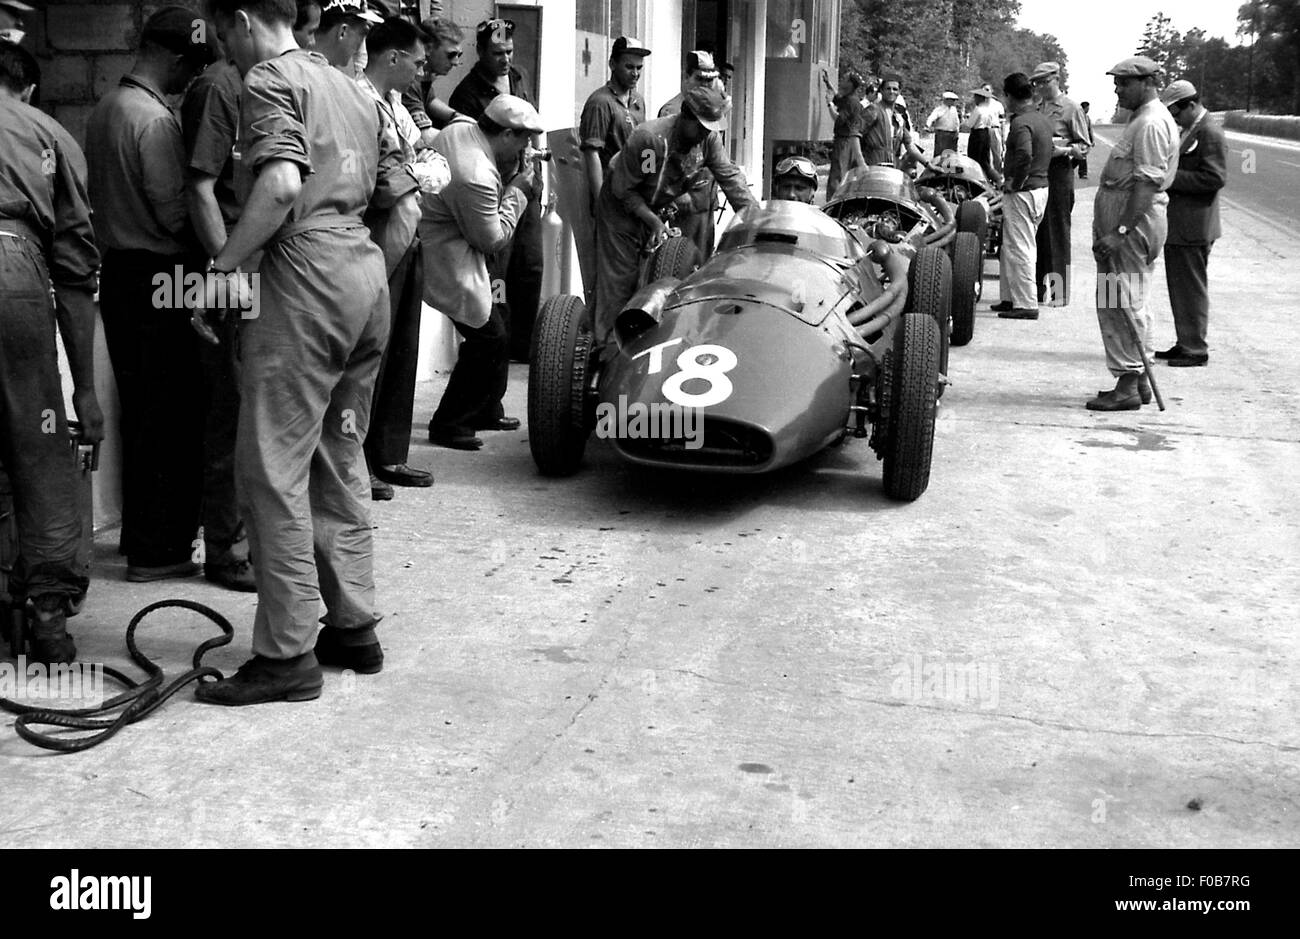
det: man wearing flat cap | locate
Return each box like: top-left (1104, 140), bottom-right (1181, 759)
top-left (1086, 55), bottom-right (1178, 411)
top-left (425, 95), bottom-right (542, 452)
top-left (963, 85), bottom-right (1003, 184)
top-left (1030, 61), bottom-right (1092, 308)
top-left (592, 82), bottom-right (757, 346)
top-left (580, 36), bottom-right (650, 216)
top-left (86, 6), bottom-right (217, 585)
top-left (449, 18), bottom-right (545, 362)
top-left (926, 91), bottom-right (961, 158)
top-left (1156, 79), bottom-right (1226, 368)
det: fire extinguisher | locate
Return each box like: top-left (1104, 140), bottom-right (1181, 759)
top-left (540, 163), bottom-right (565, 301)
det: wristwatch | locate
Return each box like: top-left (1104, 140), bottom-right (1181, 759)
top-left (1116, 224), bottom-right (1130, 237)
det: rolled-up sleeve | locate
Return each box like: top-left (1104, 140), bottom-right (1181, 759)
top-left (579, 95), bottom-right (612, 152)
top-left (50, 131), bottom-right (99, 289)
top-left (705, 132), bottom-right (757, 211)
top-left (136, 116), bottom-right (189, 237)
top-left (1131, 119), bottom-right (1177, 188)
top-left (242, 62), bottom-right (313, 177)
top-left (184, 74), bottom-right (239, 178)
top-left (403, 78), bottom-right (433, 131)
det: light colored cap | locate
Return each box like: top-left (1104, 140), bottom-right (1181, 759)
top-left (0, 1), bottom-right (36, 13)
top-left (1031, 61), bottom-right (1060, 81)
top-left (970, 87), bottom-right (989, 98)
top-left (484, 94), bottom-right (544, 133)
top-left (942, 91), bottom-right (958, 100)
top-left (1160, 78), bottom-right (1197, 105)
top-left (1107, 55), bottom-right (1161, 78)
top-left (680, 83), bottom-right (731, 132)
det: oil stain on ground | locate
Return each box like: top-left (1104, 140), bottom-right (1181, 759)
top-left (1078, 427), bottom-right (1176, 453)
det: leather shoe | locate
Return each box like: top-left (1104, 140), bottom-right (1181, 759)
top-left (429, 429), bottom-right (484, 450)
top-left (205, 558), bottom-right (256, 592)
top-left (990, 300), bottom-right (1013, 312)
top-left (473, 416), bottom-right (521, 432)
top-left (29, 633), bottom-right (76, 666)
top-left (314, 625), bottom-right (384, 674)
top-left (375, 463), bottom-right (433, 487)
top-left (127, 560), bottom-right (201, 583)
top-left (1167, 352), bottom-right (1208, 367)
top-left (1086, 389), bottom-right (1141, 411)
top-left (1154, 345), bottom-right (1185, 360)
top-left (1097, 378), bottom-right (1152, 405)
top-left (997, 307), bottom-right (1039, 319)
top-left (195, 653), bottom-right (323, 706)
top-left (370, 474), bottom-right (394, 501)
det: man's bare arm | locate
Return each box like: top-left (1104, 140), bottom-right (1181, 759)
top-left (212, 160), bottom-right (302, 270)
top-left (54, 287), bottom-right (104, 443)
top-left (187, 173), bottom-right (227, 258)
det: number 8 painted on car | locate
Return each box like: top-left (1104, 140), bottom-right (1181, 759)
top-left (662, 344), bottom-right (737, 408)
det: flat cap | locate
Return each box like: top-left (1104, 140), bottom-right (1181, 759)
top-left (680, 83), bottom-right (731, 132)
top-left (1160, 78), bottom-right (1197, 105)
top-left (484, 94), bottom-right (544, 133)
top-left (612, 36), bottom-right (650, 58)
top-left (321, 0), bottom-right (384, 25)
top-left (1107, 55), bottom-right (1161, 78)
top-left (942, 91), bottom-right (959, 100)
top-left (1030, 61), bottom-right (1060, 81)
top-left (141, 6), bottom-right (218, 66)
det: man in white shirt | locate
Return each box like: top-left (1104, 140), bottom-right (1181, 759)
top-left (926, 91), bottom-right (961, 156)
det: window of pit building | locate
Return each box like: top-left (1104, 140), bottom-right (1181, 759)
top-left (766, 0), bottom-right (807, 62)
top-left (576, 0), bottom-right (649, 121)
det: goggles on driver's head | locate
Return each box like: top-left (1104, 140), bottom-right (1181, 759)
top-left (774, 156), bottom-right (817, 183)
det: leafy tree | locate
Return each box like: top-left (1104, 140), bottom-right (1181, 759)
top-left (1238, 0), bottom-right (1300, 112)
top-left (1136, 11), bottom-right (1185, 76)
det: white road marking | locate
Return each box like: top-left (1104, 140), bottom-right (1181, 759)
top-left (1278, 159), bottom-right (1300, 169)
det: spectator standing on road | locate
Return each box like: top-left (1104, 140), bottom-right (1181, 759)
top-left (926, 91), bottom-right (961, 158)
top-left (402, 17), bottom-right (465, 149)
top-left (1156, 80), bottom-right (1226, 369)
top-left (449, 18), bottom-right (544, 362)
top-left (1031, 61), bottom-right (1092, 306)
top-left (981, 82), bottom-right (1007, 169)
top-left (1076, 101), bottom-right (1095, 179)
top-left (423, 96), bottom-right (540, 452)
top-left (86, 7), bottom-right (216, 584)
top-left (580, 36), bottom-right (650, 217)
top-left (359, 16), bottom-right (442, 499)
top-left (1086, 56), bottom-right (1178, 412)
top-left (180, 34), bottom-right (256, 591)
top-left (195, 0), bottom-right (418, 705)
top-left (826, 71), bottom-right (866, 199)
top-left (993, 72), bottom-right (1054, 321)
top-left (963, 86), bottom-right (1003, 184)
top-left (0, 41), bottom-right (103, 665)
top-left (592, 84), bottom-right (757, 346)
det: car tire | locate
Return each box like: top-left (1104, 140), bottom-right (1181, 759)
top-left (956, 199), bottom-right (987, 246)
top-left (648, 235), bottom-right (701, 283)
top-left (528, 294), bottom-right (595, 476)
top-left (906, 245), bottom-right (951, 396)
top-left (882, 313), bottom-right (941, 502)
top-left (950, 231), bottom-right (981, 347)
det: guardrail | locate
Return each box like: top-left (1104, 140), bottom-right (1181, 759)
top-left (1223, 110), bottom-right (1300, 141)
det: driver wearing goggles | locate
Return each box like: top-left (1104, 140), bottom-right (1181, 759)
top-left (771, 155), bottom-right (818, 204)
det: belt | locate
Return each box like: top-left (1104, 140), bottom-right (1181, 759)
top-left (0, 217), bottom-right (43, 244)
top-left (270, 213), bottom-right (368, 246)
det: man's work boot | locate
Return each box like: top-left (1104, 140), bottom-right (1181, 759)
top-left (127, 560), bottom-right (202, 583)
top-left (194, 652), bottom-right (323, 706)
top-left (1086, 372), bottom-right (1142, 411)
top-left (28, 596), bottom-right (76, 665)
top-left (313, 624), bottom-right (384, 675)
top-left (1098, 375), bottom-right (1152, 405)
top-left (205, 556), bottom-right (256, 592)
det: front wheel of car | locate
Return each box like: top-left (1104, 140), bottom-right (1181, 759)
top-left (949, 231), bottom-right (981, 347)
top-left (882, 313), bottom-right (940, 502)
top-left (528, 294), bottom-right (595, 476)
top-left (648, 235), bottom-right (701, 283)
top-left (907, 245), bottom-right (952, 397)
top-left (956, 199), bottom-right (988, 246)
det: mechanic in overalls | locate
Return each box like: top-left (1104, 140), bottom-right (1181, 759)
top-left (0, 41), bottom-right (103, 664)
top-left (657, 52), bottom-right (727, 264)
top-left (1087, 56), bottom-right (1178, 412)
top-left (195, 0), bottom-right (418, 705)
top-left (592, 83), bottom-right (756, 347)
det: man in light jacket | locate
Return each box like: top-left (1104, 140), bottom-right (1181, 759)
top-left (423, 94), bottom-right (541, 451)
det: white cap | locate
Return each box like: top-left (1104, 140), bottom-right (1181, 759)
top-left (484, 94), bottom-right (544, 133)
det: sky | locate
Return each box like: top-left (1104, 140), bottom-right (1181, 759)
top-left (1015, 0), bottom-right (1245, 117)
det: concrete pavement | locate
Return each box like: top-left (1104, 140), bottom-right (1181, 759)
top-left (2, 149), bottom-right (1298, 848)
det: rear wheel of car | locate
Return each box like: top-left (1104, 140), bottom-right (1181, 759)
top-left (648, 235), bottom-right (701, 283)
top-left (907, 245), bottom-right (951, 397)
top-left (528, 294), bottom-right (595, 476)
top-left (957, 199), bottom-right (988, 245)
top-left (949, 231), bottom-right (981, 347)
top-left (882, 313), bottom-right (941, 502)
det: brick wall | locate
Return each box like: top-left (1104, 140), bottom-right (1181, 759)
top-left (31, 0), bottom-right (204, 144)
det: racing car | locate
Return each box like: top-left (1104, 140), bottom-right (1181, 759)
top-left (822, 165), bottom-right (982, 351)
top-left (917, 149), bottom-right (1003, 261)
top-left (527, 200), bottom-right (948, 502)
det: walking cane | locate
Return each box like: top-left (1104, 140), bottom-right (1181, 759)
top-left (1116, 302), bottom-right (1167, 412)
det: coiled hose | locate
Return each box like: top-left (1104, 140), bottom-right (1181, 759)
top-left (0, 599), bottom-right (233, 753)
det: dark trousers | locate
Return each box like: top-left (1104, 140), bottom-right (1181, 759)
top-left (496, 195), bottom-right (543, 362)
top-left (933, 130), bottom-right (959, 156)
top-left (1036, 156), bottom-right (1076, 305)
top-left (366, 237), bottom-right (424, 468)
top-left (100, 249), bottom-right (203, 568)
top-left (968, 128), bottom-right (997, 182)
top-left (430, 305), bottom-right (508, 437)
top-left (0, 232), bottom-right (86, 604)
top-left (1165, 242), bottom-right (1213, 357)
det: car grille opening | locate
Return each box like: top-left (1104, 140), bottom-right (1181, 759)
top-left (618, 417), bottom-right (774, 468)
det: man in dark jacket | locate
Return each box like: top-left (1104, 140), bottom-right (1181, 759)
top-left (449, 17), bottom-right (543, 363)
top-left (1155, 80), bottom-right (1226, 368)
top-left (994, 72), bottom-right (1054, 320)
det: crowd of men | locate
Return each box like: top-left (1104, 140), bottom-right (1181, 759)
top-left (0, 0), bottom-right (1225, 706)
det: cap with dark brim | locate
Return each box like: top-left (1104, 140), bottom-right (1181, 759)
top-left (612, 36), bottom-right (651, 58)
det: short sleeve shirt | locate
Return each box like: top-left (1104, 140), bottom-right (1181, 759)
top-left (580, 81), bottom-right (646, 172)
top-left (1099, 97), bottom-right (1179, 199)
top-left (833, 94), bottom-right (866, 138)
top-left (1038, 93), bottom-right (1091, 148)
top-left (182, 60), bottom-right (243, 230)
